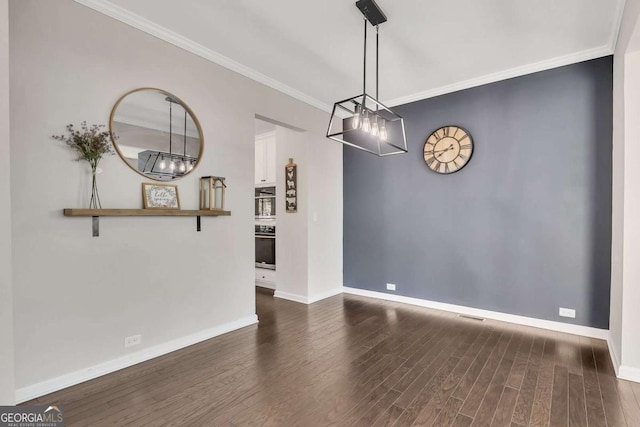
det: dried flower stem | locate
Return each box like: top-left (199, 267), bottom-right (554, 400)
top-left (52, 121), bottom-right (116, 209)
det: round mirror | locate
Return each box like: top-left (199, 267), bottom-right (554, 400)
top-left (110, 88), bottom-right (203, 181)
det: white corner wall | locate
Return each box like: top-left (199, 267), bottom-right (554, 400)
top-left (273, 126), bottom-right (343, 304)
top-left (9, 0), bottom-right (341, 400)
top-left (621, 49), bottom-right (640, 379)
top-left (611, 0), bottom-right (640, 382)
top-left (274, 126), bottom-right (309, 302)
top-left (0, 0), bottom-right (15, 405)
top-left (307, 135), bottom-right (343, 301)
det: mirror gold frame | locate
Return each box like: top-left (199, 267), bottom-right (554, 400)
top-left (109, 87), bottom-right (204, 181)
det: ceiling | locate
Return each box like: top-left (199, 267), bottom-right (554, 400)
top-left (77, 0), bottom-right (625, 112)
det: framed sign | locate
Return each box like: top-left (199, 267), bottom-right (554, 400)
top-left (142, 183), bottom-right (180, 209)
top-left (285, 158), bottom-right (297, 213)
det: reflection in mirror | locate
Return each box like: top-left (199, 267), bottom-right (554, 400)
top-left (110, 88), bottom-right (203, 181)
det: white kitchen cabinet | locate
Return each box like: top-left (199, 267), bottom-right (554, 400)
top-left (255, 132), bottom-right (276, 186)
top-left (255, 267), bottom-right (276, 289)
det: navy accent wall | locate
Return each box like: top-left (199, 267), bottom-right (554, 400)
top-left (343, 57), bottom-right (612, 329)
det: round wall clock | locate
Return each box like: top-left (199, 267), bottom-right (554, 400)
top-left (423, 126), bottom-right (474, 174)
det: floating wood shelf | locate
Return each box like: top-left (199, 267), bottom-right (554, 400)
top-left (63, 209), bottom-right (231, 236)
top-left (64, 209), bottom-right (231, 217)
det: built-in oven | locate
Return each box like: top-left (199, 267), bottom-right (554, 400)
top-left (255, 187), bottom-right (276, 220)
top-left (255, 224), bottom-right (276, 270)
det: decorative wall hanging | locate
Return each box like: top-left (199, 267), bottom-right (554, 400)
top-left (326, 0), bottom-right (407, 156)
top-left (199, 176), bottom-right (227, 211)
top-left (52, 121), bottom-right (116, 209)
top-left (423, 126), bottom-right (474, 174)
top-left (142, 183), bottom-right (180, 209)
top-left (285, 158), bottom-right (297, 213)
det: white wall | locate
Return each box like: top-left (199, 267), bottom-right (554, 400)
top-left (621, 49), bottom-right (640, 374)
top-left (307, 134), bottom-right (343, 300)
top-left (9, 0), bottom-right (341, 399)
top-left (611, 0), bottom-right (640, 381)
top-left (0, 0), bottom-right (15, 405)
top-left (273, 126), bottom-right (343, 303)
top-left (275, 126), bottom-right (309, 301)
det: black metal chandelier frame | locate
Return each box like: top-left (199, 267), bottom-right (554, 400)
top-left (326, 0), bottom-right (407, 157)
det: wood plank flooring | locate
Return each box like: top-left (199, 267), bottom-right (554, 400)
top-left (25, 288), bottom-right (640, 426)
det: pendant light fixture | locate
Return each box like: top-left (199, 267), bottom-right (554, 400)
top-left (142, 96), bottom-right (198, 178)
top-left (326, 0), bottom-right (407, 156)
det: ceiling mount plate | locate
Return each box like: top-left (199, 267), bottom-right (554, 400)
top-left (355, 0), bottom-right (387, 26)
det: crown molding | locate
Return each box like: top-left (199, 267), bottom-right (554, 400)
top-left (384, 45), bottom-right (614, 107)
top-left (73, 0), bottom-right (333, 113)
top-left (610, 0), bottom-right (627, 51)
top-left (75, 0), bottom-right (621, 113)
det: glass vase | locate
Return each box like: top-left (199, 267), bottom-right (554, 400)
top-left (89, 168), bottom-right (102, 209)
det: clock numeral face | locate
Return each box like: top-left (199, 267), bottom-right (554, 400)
top-left (423, 126), bottom-right (473, 174)
top-left (426, 157), bottom-right (440, 171)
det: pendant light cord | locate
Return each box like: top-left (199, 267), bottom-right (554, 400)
top-left (169, 101), bottom-right (172, 157)
top-left (376, 25), bottom-right (379, 110)
top-left (363, 17), bottom-right (367, 108)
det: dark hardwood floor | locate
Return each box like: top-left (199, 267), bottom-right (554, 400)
top-left (26, 288), bottom-right (640, 426)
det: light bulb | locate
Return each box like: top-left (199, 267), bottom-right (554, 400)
top-left (371, 116), bottom-right (379, 137)
top-left (169, 160), bottom-right (176, 171)
top-left (158, 157), bottom-right (166, 170)
top-left (188, 162), bottom-right (194, 171)
top-left (380, 120), bottom-right (388, 141)
top-left (178, 161), bottom-right (186, 173)
top-left (362, 112), bottom-right (371, 133)
top-left (352, 105), bottom-right (361, 129)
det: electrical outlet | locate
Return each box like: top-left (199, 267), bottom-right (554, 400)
top-left (386, 283), bottom-right (396, 291)
top-left (124, 334), bottom-right (142, 348)
top-left (559, 308), bottom-right (576, 318)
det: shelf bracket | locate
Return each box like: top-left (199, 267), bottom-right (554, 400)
top-left (197, 216), bottom-right (201, 232)
top-left (92, 216), bottom-right (100, 237)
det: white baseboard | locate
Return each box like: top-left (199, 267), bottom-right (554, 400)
top-left (274, 287), bottom-right (343, 305)
top-left (15, 314), bottom-right (258, 403)
top-left (607, 335), bottom-right (621, 376)
top-left (342, 287), bottom-right (609, 340)
top-left (309, 287), bottom-right (344, 304)
top-left (619, 365), bottom-right (640, 383)
top-left (274, 290), bottom-right (309, 304)
top-left (607, 335), bottom-right (640, 383)
top-left (255, 282), bottom-right (276, 290)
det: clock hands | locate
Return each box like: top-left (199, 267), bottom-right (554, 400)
top-left (434, 144), bottom-right (455, 159)
top-left (432, 144), bottom-right (454, 153)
